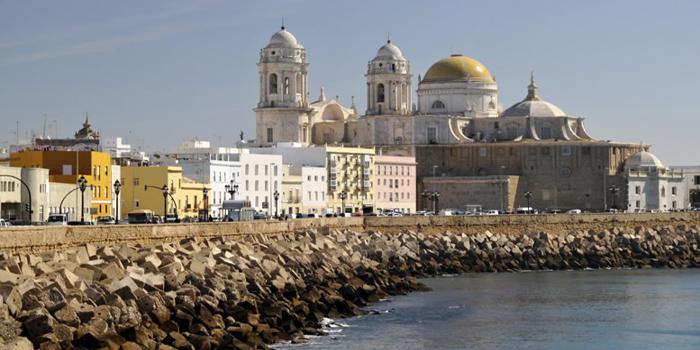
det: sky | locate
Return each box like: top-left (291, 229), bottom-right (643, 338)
top-left (1, 0), bottom-right (699, 165)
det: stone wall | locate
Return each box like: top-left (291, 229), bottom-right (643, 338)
top-left (0, 213), bottom-right (698, 253)
top-left (0, 218), bottom-right (699, 348)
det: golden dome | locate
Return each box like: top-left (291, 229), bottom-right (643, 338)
top-left (423, 54), bottom-right (493, 82)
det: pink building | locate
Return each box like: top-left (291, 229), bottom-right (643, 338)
top-left (374, 155), bottom-right (417, 214)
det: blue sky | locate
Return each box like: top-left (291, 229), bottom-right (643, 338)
top-left (1, 0), bottom-right (699, 164)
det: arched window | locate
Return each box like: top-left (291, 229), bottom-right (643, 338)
top-left (432, 100), bottom-right (445, 109)
top-left (269, 74), bottom-right (278, 94)
top-left (284, 77), bottom-right (290, 95)
top-left (377, 84), bottom-right (385, 103)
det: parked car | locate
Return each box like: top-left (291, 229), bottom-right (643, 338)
top-left (165, 214), bottom-right (180, 223)
top-left (127, 210), bottom-right (156, 224)
top-left (47, 213), bottom-right (68, 226)
top-left (0, 219), bottom-right (10, 227)
top-left (484, 210), bottom-right (499, 216)
top-left (515, 207), bottom-right (537, 214)
top-left (96, 216), bottom-right (116, 225)
top-left (68, 221), bottom-right (95, 225)
top-left (566, 209), bottom-right (582, 214)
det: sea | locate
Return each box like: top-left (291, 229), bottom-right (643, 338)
top-left (274, 269), bottom-right (700, 350)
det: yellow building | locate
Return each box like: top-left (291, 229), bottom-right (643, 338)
top-left (10, 150), bottom-right (112, 220)
top-left (120, 166), bottom-right (210, 219)
top-left (326, 146), bottom-right (375, 214)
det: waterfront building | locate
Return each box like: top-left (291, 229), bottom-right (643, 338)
top-left (10, 150), bottom-right (112, 220)
top-left (120, 166), bottom-right (209, 219)
top-left (237, 152), bottom-right (283, 215)
top-left (325, 146), bottom-right (375, 214)
top-left (671, 166), bottom-right (700, 208)
top-left (624, 152), bottom-right (687, 212)
top-left (281, 165), bottom-right (302, 216)
top-left (374, 154), bottom-right (417, 213)
top-left (172, 141), bottom-right (242, 219)
top-left (300, 165), bottom-right (327, 214)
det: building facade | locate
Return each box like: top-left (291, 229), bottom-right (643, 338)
top-left (10, 150), bottom-right (112, 220)
top-left (374, 154), bottom-right (416, 213)
top-left (624, 152), bottom-right (687, 212)
top-left (325, 146), bottom-right (375, 214)
top-left (238, 153), bottom-right (283, 215)
top-left (120, 166), bottom-right (209, 219)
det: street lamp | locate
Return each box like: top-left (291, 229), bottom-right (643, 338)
top-left (78, 176), bottom-right (87, 223)
top-left (202, 188), bottom-right (209, 221)
top-left (524, 191), bottom-right (533, 214)
top-left (161, 184), bottom-right (169, 221)
top-left (225, 180), bottom-right (238, 200)
top-left (113, 180), bottom-right (121, 224)
top-left (608, 185), bottom-right (620, 210)
top-left (421, 191), bottom-right (429, 211)
top-left (273, 190), bottom-right (279, 218)
top-left (430, 191), bottom-right (440, 213)
top-left (339, 191), bottom-right (347, 215)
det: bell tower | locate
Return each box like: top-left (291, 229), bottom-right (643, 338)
top-left (255, 27), bottom-right (311, 145)
top-left (365, 40), bottom-right (412, 116)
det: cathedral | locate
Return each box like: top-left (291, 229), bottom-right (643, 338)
top-left (254, 27), bottom-right (689, 212)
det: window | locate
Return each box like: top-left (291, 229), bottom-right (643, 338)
top-left (255, 180), bottom-right (259, 191)
top-left (269, 74), bottom-right (278, 94)
top-left (695, 176), bottom-right (700, 185)
top-left (636, 200), bottom-right (640, 208)
top-left (264, 165), bottom-right (268, 176)
top-left (284, 77), bottom-right (290, 95)
top-left (245, 180), bottom-right (249, 191)
top-left (561, 146), bottom-right (572, 156)
top-left (672, 187), bottom-right (677, 195)
top-left (661, 187), bottom-right (666, 197)
top-left (540, 127), bottom-right (552, 139)
top-left (264, 180), bottom-right (268, 191)
top-left (541, 147), bottom-right (551, 156)
top-left (245, 164), bottom-right (249, 175)
top-left (267, 128), bottom-right (273, 143)
top-left (582, 147), bottom-right (591, 155)
top-left (635, 186), bottom-right (641, 194)
top-left (375, 83), bottom-right (387, 104)
top-left (431, 100), bottom-right (445, 109)
top-left (479, 148), bottom-right (487, 157)
top-left (560, 167), bottom-right (572, 177)
top-left (254, 165), bottom-right (259, 175)
top-left (427, 127), bottom-right (438, 144)
top-left (135, 200), bottom-right (140, 208)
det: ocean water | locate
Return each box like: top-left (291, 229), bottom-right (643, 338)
top-left (275, 269), bottom-right (700, 350)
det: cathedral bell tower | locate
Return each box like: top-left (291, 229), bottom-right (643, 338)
top-left (255, 27), bottom-right (311, 145)
top-left (365, 40), bottom-right (412, 116)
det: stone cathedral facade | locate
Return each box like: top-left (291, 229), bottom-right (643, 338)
top-left (253, 27), bottom-right (689, 212)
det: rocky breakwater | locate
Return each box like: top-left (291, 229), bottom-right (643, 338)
top-left (0, 223), bottom-right (698, 349)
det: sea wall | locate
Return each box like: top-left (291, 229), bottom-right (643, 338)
top-left (0, 218), bottom-right (699, 349)
top-left (0, 212), bottom-right (698, 253)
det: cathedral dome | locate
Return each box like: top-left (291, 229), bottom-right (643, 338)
top-left (625, 151), bottom-right (664, 170)
top-left (501, 73), bottom-right (567, 117)
top-left (375, 40), bottom-right (404, 60)
top-left (423, 54), bottom-right (493, 82)
top-left (266, 27), bottom-right (302, 48)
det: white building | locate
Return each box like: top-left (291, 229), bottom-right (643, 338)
top-left (300, 165), bottom-right (327, 214)
top-left (624, 151), bottom-right (688, 212)
top-left (671, 165), bottom-right (700, 208)
top-left (238, 152), bottom-right (283, 215)
top-left (178, 154), bottom-right (241, 219)
top-left (103, 137), bottom-right (131, 158)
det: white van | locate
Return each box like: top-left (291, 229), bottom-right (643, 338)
top-left (47, 213), bottom-right (68, 226)
top-left (0, 219), bottom-right (10, 227)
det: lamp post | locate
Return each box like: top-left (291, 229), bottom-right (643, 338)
top-left (608, 185), bottom-right (620, 211)
top-left (421, 191), bottom-right (429, 211)
top-left (225, 180), bottom-right (238, 200)
top-left (524, 191), bottom-right (533, 214)
top-left (78, 176), bottom-right (87, 223)
top-left (431, 191), bottom-right (440, 213)
top-left (339, 191), bottom-right (347, 215)
top-left (273, 190), bottom-right (279, 218)
top-left (202, 188), bottom-right (209, 221)
top-left (113, 180), bottom-right (121, 224)
top-left (161, 184), bottom-right (168, 220)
